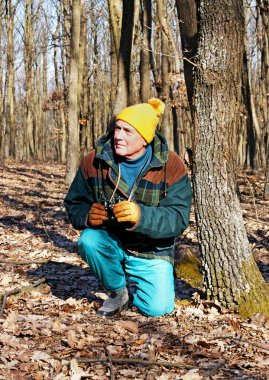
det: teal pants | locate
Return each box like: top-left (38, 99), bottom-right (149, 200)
top-left (78, 228), bottom-right (175, 317)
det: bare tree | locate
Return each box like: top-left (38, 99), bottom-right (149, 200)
top-left (256, 0), bottom-right (269, 196)
top-left (156, 0), bottom-right (172, 147)
top-left (140, 0), bottom-right (152, 102)
top-left (112, 0), bottom-right (135, 115)
top-left (107, 0), bottom-right (122, 108)
top-left (176, 0), bottom-right (198, 103)
top-left (0, 2), bottom-right (4, 159)
top-left (65, 0), bottom-right (81, 185)
top-left (4, 0), bottom-right (16, 158)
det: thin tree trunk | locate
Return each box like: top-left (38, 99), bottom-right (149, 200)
top-left (60, 108), bottom-right (67, 163)
top-left (4, 0), bottom-right (16, 158)
top-left (0, 4), bottom-right (4, 159)
top-left (242, 51), bottom-right (256, 169)
top-left (53, 12), bottom-right (60, 89)
top-left (78, 0), bottom-right (86, 156)
top-left (112, 0), bottom-right (135, 115)
top-left (107, 0), bottom-right (122, 114)
top-left (257, 0), bottom-right (269, 189)
top-left (156, 0), bottom-right (172, 148)
top-left (107, 0), bottom-right (122, 56)
top-left (140, 0), bottom-right (152, 102)
top-left (61, 0), bottom-right (71, 163)
top-left (264, 148), bottom-right (269, 199)
top-left (24, 0), bottom-right (35, 159)
top-left (41, 26), bottom-right (48, 161)
top-left (66, 0), bottom-right (81, 185)
top-left (32, 4), bottom-right (42, 160)
top-left (176, 0), bottom-right (198, 104)
top-left (129, 1), bottom-right (140, 106)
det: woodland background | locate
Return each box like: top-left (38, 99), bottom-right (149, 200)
top-left (0, 0), bottom-right (268, 180)
top-left (0, 0), bottom-right (269, 378)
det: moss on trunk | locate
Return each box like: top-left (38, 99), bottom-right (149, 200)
top-left (237, 260), bottom-right (269, 317)
top-left (174, 249), bottom-right (203, 288)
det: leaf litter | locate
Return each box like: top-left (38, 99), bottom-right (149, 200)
top-left (0, 161), bottom-right (268, 379)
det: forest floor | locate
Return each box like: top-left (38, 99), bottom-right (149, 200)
top-left (0, 160), bottom-right (269, 380)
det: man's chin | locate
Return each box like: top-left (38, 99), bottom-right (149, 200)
top-left (115, 148), bottom-right (127, 157)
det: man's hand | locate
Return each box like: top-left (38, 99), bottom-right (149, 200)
top-left (113, 201), bottom-right (140, 225)
top-left (88, 203), bottom-right (108, 227)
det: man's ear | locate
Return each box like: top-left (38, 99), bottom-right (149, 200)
top-left (143, 140), bottom-right (148, 147)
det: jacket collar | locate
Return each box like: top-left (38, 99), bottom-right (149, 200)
top-left (96, 131), bottom-right (169, 171)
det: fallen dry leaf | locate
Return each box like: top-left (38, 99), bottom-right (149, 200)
top-left (117, 320), bottom-right (139, 334)
top-left (181, 369), bottom-right (203, 380)
top-left (250, 312), bottom-right (269, 327)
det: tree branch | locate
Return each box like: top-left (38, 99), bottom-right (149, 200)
top-left (0, 277), bottom-right (46, 318)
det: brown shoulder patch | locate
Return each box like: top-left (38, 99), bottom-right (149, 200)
top-left (142, 151), bottom-right (188, 185)
top-left (80, 149), bottom-right (97, 179)
top-left (166, 151), bottom-right (188, 186)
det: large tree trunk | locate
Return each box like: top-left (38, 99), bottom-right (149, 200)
top-left (65, 0), bottom-right (81, 185)
top-left (191, 0), bottom-right (269, 316)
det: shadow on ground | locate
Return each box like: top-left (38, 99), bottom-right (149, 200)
top-left (27, 261), bottom-right (100, 302)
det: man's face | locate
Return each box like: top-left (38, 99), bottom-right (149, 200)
top-left (114, 120), bottom-right (147, 160)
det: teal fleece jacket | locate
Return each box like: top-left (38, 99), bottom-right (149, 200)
top-left (64, 132), bottom-right (192, 263)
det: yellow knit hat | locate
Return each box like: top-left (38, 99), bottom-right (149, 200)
top-left (115, 98), bottom-right (165, 143)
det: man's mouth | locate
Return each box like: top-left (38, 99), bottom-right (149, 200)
top-left (115, 143), bottom-right (126, 148)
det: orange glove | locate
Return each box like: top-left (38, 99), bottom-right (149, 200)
top-left (88, 203), bottom-right (108, 227)
top-left (113, 201), bottom-right (140, 225)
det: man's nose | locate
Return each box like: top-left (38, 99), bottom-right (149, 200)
top-left (116, 128), bottom-right (125, 139)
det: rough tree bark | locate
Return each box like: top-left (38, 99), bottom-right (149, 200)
top-left (65, 0), bottom-right (81, 185)
top-left (190, 0), bottom-right (269, 316)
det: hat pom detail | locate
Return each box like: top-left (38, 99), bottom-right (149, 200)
top-left (148, 98), bottom-right (165, 116)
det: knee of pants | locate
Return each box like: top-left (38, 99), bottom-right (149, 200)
top-left (135, 296), bottom-right (174, 317)
top-left (77, 228), bottom-right (106, 262)
top-left (133, 278), bottom-right (175, 317)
